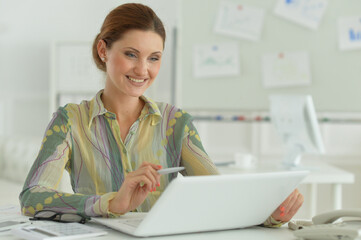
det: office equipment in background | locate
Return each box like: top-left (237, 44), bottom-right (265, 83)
top-left (270, 95), bottom-right (325, 168)
top-left (12, 222), bottom-right (107, 240)
top-left (293, 209), bottom-right (361, 240)
top-left (93, 171), bottom-right (308, 237)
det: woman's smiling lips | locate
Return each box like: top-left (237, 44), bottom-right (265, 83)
top-left (127, 75), bottom-right (146, 83)
top-left (126, 75), bottom-right (148, 86)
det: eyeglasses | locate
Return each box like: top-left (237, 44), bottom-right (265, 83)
top-left (29, 210), bottom-right (89, 224)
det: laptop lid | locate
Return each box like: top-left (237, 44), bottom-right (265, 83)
top-left (94, 171), bottom-right (307, 237)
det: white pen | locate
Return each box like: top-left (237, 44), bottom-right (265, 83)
top-left (157, 167), bottom-right (185, 175)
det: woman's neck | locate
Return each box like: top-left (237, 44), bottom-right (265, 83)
top-left (101, 87), bottom-right (144, 122)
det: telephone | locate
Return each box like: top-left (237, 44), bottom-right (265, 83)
top-left (293, 209), bottom-right (361, 240)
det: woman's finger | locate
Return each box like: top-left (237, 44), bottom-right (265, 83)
top-left (273, 189), bottom-right (302, 220)
top-left (132, 166), bottom-right (161, 190)
top-left (140, 161), bottom-right (163, 171)
top-left (142, 167), bottom-right (159, 191)
top-left (138, 162), bottom-right (162, 188)
top-left (280, 189), bottom-right (298, 210)
top-left (133, 174), bottom-right (154, 192)
top-left (284, 190), bottom-right (302, 212)
top-left (277, 191), bottom-right (304, 222)
top-left (287, 192), bottom-right (304, 217)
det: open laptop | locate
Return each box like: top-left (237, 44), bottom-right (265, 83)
top-left (93, 171), bottom-right (308, 237)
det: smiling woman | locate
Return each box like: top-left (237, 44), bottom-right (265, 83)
top-left (99, 30), bottom-right (163, 105)
top-left (91, 3), bottom-right (166, 72)
top-left (19, 3), bottom-right (219, 219)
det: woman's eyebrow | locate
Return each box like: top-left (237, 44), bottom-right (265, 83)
top-left (124, 47), bottom-right (162, 55)
top-left (124, 47), bottom-right (140, 53)
top-left (152, 51), bottom-right (162, 55)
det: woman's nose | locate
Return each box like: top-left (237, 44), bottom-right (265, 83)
top-left (134, 60), bottom-right (147, 76)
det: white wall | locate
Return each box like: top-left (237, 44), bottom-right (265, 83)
top-left (178, 0), bottom-right (361, 112)
top-left (0, 0), bottom-right (178, 138)
top-left (0, 102), bottom-right (4, 135)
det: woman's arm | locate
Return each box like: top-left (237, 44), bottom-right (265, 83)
top-left (108, 162), bottom-right (162, 214)
top-left (181, 121), bottom-right (219, 176)
top-left (19, 108), bottom-right (118, 217)
top-left (180, 120), bottom-right (219, 176)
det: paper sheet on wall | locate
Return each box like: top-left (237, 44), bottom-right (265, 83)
top-left (193, 43), bottom-right (240, 79)
top-left (214, 1), bottom-right (265, 41)
top-left (262, 52), bottom-right (311, 88)
top-left (338, 16), bottom-right (361, 51)
top-left (274, 0), bottom-right (328, 30)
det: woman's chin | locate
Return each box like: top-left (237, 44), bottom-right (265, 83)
top-left (127, 90), bottom-right (147, 98)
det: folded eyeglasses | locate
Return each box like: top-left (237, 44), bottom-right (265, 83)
top-left (29, 210), bottom-right (89, 224)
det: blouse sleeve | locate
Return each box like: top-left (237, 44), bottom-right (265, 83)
top-left (19, 108), bottom-right (119, 218)
top-left (180, 120), bottom-right (219, 176)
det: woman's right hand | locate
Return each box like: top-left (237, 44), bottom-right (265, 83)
top-left (109, 162), bottom-right (162, 214)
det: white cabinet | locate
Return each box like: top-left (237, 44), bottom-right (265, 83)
top-left (50, 41), bottom-right (104, 115)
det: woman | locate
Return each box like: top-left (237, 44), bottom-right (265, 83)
top-left (20, 3), bottom-right (303, 226)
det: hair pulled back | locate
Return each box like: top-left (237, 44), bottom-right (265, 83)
top-left (92, 3), bottom-right (166, 72)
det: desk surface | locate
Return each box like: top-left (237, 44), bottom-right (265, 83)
top-left (1, 224), bottom-right (297, 240)
top-left (1, 162), bottom-right (351, 240)
top-left (218, 161), bottom-right (355, 184)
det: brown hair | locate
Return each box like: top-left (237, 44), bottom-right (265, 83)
top-left (92, 3), bottom-right (166, 72)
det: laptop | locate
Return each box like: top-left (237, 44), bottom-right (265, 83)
top-left (93, 171), bottom-right (308, 237)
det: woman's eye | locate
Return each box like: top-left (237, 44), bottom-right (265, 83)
top-left (125, 52), bottom-right (136, 58)
top-left (149, 57), bottom-right (160, 62)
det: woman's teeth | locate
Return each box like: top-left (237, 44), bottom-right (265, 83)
top-left (128, 76), bottom-right (145, 83)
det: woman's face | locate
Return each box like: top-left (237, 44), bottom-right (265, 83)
top-left (103, 30), bottom-right (163, 98)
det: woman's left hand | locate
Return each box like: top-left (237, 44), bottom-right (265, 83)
top-left (271, 189), bottom-right (304, 222)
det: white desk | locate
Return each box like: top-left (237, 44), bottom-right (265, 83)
top-left (218, 161), bottom-right (355, 217)
top-left (0, 204), bottom-right (296, 240)
top-left (1, 162), bottom-right (353, 240)
top-left (0, 223), bottom-right (297, 240)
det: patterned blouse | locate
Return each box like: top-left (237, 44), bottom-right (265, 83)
top-left (20, 90), bottom-right (219, 217)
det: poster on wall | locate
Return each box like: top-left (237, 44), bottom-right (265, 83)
top-left (338, 16), bottom-right (361, 51)
top-left (262, 52), bottom-right (311, 88)
top-left (274, 0), bottom-right (328, 30)
top-left (193, 43), bottom-right (240, 79)
top-left (214, 1), bottom-right (265, 41)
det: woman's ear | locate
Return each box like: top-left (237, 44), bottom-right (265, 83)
top-left (97, 39), bottom-right (107, 62)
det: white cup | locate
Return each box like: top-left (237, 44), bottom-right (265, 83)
top-left (234, 153), bottom-right (257, 169)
